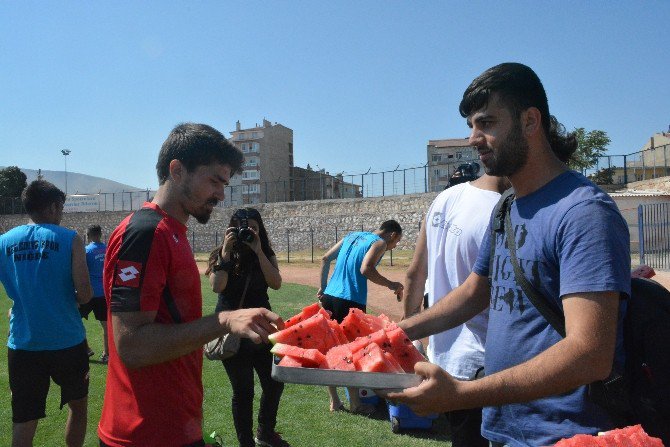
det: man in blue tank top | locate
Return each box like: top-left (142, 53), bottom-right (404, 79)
top-left (318, 219), bottom-right (403, 414)
top-left (0, 180), bottom-right (93, 447)
top-left (83, 224), bottom-right (108, 363)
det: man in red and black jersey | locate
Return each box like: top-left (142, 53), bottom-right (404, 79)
top-left (98, 123), bottom-right (285, 447)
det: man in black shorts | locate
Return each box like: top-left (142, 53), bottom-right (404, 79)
top-left (81, 224), bottom-right (109, 363)
top-left (0, 180), bottom-right (92, 446)
top-left (318, 220), bottom-right (403, 414)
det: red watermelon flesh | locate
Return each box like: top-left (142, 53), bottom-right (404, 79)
top-left (386, 326), bottom-right (426, 373)
top-left (383, 351), bottom-right (405, 373)
top-left (327, 319), bottom-right (349, 345)
top-left (284, 303), bottom-right (331, 328)
top-left (346, 328), bottom-right (391, 353)
top-left (277, 356), bottom-right (304, 367)
top-left (340, 308), bottom-right (386, 341)
top-left (553, 425), bottom-right (664, 447)
top-left (325, 345), bottom-right (356, 371)
top-left (355, 342), bottom-right (403, 373)
top-left (270, 343), bottom-right (327, 368)
top-left (268, 313), bottom-right (338, 354)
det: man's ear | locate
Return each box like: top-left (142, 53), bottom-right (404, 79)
top-left (522, 107), bottom-right (542, 137)
top-left (168, 159), bottom-right (184, 183)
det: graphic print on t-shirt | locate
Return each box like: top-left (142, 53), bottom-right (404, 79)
top-left (489, 222), bottom-right (540, 315)
top-left (430, 212), bottom-right (463, 236)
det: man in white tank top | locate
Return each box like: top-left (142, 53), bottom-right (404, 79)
top-left (404, 174), bottom-right (507, 447)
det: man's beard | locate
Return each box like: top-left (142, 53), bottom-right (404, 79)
top-left (482, 120), bottom-right (529, 177)
top-left (182, 183), bottom-right (218, 224)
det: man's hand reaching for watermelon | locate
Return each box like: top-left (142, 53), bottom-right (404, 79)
top-left (219, 308), bottom-right (285, 344)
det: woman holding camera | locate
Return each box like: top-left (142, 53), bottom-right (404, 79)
top-left (206, 208), bottom-right (289, 447)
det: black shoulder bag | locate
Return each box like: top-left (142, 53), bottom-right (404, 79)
top-left (491, 191), bottom-right (632, 426)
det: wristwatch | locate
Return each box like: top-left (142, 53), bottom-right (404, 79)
top-left (213, 258), bottom-right (234, 273)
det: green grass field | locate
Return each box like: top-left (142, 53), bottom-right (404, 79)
top-left (0, 279), bottom-right (452, 447)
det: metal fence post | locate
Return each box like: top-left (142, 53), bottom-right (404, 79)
top-left (286, 229), bottom-right (290, 263)
top-left (638, 204), bottom-right (645, 266)
top-left (310, 229), bottom-right (314, 263)
top-left (191, 230), bottom-right (196, 254)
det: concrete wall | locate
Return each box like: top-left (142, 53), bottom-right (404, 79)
top-left (1, 190), bottom-right (660, 257)
top-left (0, 193), bottom-right (439, 254)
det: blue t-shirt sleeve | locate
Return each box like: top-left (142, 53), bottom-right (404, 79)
top-left (557, 199), bottom-right (631, 298)
top-left (473, 219), bottom-right (493, 277)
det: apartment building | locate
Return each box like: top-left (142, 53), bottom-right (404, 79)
top-left (426, 138), bottom-right (480, 191)
top-left (226, 119), bottom-right (293, 205)
top-left (291, 166), bottom-right (362, 200)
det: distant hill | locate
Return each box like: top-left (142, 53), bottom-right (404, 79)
top-left (1, 167), bottom-right (145, 195)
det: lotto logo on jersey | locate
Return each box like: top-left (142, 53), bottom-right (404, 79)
top-left (115, 260), bottom-right (143, 288)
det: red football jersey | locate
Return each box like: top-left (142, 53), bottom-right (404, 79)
top-left (98, 202), bottom-right (204, 446)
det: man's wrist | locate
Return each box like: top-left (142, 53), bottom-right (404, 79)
top-left (217, 311), bottom-right (232, 334)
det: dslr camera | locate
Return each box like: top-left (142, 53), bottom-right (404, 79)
top-left (231, 209), bottom-right (255, 244)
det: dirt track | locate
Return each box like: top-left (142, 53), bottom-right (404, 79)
top-left (277, 263), bottom-right (408, 322)
top-left (199, 262), bottom-right (408, 322)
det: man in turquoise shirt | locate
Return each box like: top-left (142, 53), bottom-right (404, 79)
top-left (318, 219), bottom-right (403, 414)
top-left (0, 180), bottom-right (92, 446)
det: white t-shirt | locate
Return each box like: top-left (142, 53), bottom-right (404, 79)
top-left (425, 181), bottom-right (501, 379)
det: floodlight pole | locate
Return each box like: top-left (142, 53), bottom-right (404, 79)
top-left (61, 149), bottom-right (71, 195)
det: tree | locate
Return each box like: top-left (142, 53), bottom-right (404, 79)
top-left (568, 128), bottom-right (611, 173)
top-left (589, 167), bottom-right (615, 185)
top-left (0, 166), bottom-right (27, 198)
top-left (0, 166), bottom-right (27, 215)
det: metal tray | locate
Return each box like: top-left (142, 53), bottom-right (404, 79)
top-left (271, 363), bottom-right (422, 391)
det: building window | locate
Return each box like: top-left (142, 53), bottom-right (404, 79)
top-left (447, 154), bottom-right (454, 159)
top-left (252, 132), bottom-right (258, 139)
top-left (237, 133), bottom-right (245, 140)
top-left (242, 170), bottom-right (260, 180)
top-left (456, 152), bottom-right (462, 159)
top-left (432, 154), bottom-right (441, 162)
top-left (243, 184), bottom-right (260, 194)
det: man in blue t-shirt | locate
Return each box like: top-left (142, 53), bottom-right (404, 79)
top-left (318, 219), bottom-right (403, 414)
top-left (388, 63), bottom-right (630, 446)
top-left (82, 224), bottom-right (108, 363)
top-left (0, 180), bottom-right (93, 447)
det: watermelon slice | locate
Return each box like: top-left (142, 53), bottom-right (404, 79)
top-left (284, 303), bottom-right (330, 328)
top-left (554, 424), bottom-right (664, 447)
top-left (270, 343), bottom-right (327, 368)
top-left (325, 345), bottom-right (356, 371)
top-left (386, 326), bottom-right (426, 373)
top-left (355, 342), bottom-right (404, 373)
top-left (327, 319), bottom-right (349, 345)
top-left (268, 313), bottom-right (339, 354)
top-left (340, 308), bottom-right (386, 341)
top-left (346, 328), bottom-right (391, 353)
top-left (277, 355), bottom-right (304, 367)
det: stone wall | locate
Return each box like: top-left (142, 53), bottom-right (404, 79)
top-left (0, 193), bottom-right (439, 254)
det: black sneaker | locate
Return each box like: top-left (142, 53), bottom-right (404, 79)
top-left (254, 430), bottom-right (290, 447)
top-left (100, 353), bottom-right (109, 364)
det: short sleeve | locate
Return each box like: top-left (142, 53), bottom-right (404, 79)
top-left (557, 200), bottom-right (631, 298)
top-left (110, 224), bottom-right (169, 313)
top-left (473, 219), bottom-right (494, 277)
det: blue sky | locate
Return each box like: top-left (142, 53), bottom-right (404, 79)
top-left (1, 1), bottom-right (668, 190)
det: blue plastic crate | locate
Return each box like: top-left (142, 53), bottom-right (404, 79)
top-left (387, 401), bottom-right (437, 433)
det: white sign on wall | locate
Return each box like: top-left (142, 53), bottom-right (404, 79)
top-left (64, 194), bottom-right (100, 213)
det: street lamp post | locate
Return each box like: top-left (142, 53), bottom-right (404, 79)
top-left (61, 149), bottom-right (71, 195)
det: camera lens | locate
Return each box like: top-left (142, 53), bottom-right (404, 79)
top-left (238, 228), bottom-right (254, 243)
